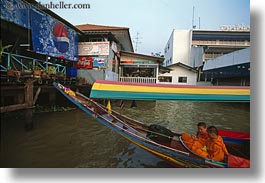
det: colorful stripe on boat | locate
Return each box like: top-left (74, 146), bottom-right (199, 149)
top-left (90, 80), bottom-right (250, 102)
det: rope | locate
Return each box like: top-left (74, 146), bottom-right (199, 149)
top-left (94, 101), bottom-right (176, 140)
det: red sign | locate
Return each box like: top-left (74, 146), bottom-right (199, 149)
top-left (121, 60), bottom-right (133, 64)
top-left (76, 57), bottom-right (93, 69)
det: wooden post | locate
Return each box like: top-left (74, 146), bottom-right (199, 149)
top-left (14, 93), bottom-right (24, 104)
top-left (24, 79), bottom-right (34, 130)
top-left (33, 87), bottom-right (41, 105)
top-left (130, 100), bottom-right (137, 108)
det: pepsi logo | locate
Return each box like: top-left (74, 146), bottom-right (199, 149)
top-left (53, 23), bottom-right (69, 53)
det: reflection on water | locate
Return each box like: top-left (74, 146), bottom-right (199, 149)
top-left (0, 101), bottom-right (250, 167)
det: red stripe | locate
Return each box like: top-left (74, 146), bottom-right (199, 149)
top-left (218, 130), bottom-right (250, 140)
top-left (94, 80), bottom-right (250, 90)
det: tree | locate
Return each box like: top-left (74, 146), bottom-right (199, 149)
top-left (151, 52), bottom-right (164, 57)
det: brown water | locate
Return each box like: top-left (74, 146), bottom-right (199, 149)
top-left (0, 101), bottom-right (250, 168)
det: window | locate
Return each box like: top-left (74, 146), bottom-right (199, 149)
top-left (89, 38), bottom-right (104, 42)
top-left (158, 76), bottom-right (172, 83)
top-left (178, 77), bottom-right (187, 83)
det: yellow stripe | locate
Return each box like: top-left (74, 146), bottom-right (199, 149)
top-left (122, 135), bottom-right (201, 167)
top-left (92, 83), bottom-right (250, 95)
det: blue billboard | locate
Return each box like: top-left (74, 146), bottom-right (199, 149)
top-left (31, 9), bottom-right (78, 61)
top-left (0, 0), bottom-right (30, 29)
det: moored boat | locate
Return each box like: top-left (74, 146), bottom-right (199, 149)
top-left (53, 82), bottom-right (250, 168)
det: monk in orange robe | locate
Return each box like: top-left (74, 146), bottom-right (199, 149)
top-left (182, 122), bottom-right (208, 151)
top-left (205, 126), bottom-right (229, 162)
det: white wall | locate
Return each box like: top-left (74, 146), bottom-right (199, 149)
top-left (164, 31), bottom-right (174, 66)
top-left (164, 30), bottom-right (192, 67)
top-left (172, 30), bottom-right (192, 66)
top-left (158, 66), bottom-right (197, 85)
top-left (105, 70), bottom-right (118, 81)
top-left (77, 69), bottom-right (118, 84)
top-left (77, 69), bottom-right (105, 84)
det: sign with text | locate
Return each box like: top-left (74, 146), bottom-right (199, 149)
top-left (78, 42), bottom-right (110, 56)
top-left (76, 57), bottom-right (93, 69)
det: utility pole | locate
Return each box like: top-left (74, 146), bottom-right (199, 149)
top-left (199, 17), bottom-right (201, 29)
top-left (133, 32), bottom-right (142, 53)
top-left (192, 6), bottom-right (196, 29)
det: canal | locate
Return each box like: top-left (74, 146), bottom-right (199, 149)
top-left (0, 101), bottom-right (250, 168)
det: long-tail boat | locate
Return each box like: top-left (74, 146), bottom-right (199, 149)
top-left (53, 82), bottom-right (250, 168)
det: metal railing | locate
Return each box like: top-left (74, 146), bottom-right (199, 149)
top-left (119, 77), bottom-right (157, 83)
top-left (1, 52), bottom-right (66, 73)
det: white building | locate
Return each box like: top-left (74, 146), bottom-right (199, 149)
top-left (161, 28), bottom-right (250, 85)
top-left (161, 30), bottom-right (198, 85)
top-left (158, 62), bottom-right (197, 85)
top-left (164, 30), bottom-right (193, 67)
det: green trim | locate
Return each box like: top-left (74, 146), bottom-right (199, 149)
top-left (90, 90), bottom-right (250, 102)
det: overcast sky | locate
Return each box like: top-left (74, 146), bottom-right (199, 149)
top-left (39, 0), bottom-right (250, 55)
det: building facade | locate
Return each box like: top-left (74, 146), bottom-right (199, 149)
top-left (119, 51), bottom-right (164, 83)
top-left (203, 48), bottom-right (250, 86)
top-left (1, 0), bottom-right (83, 79)
top-left (75, 24), bottom-right (134, 84)
top-left (158, 62), bottom-right (197, 85)
top-left (162, 29), bottom-right (250, 85)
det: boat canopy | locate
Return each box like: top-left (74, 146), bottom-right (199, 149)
top-left (90, 80), bottom-right (250, 102)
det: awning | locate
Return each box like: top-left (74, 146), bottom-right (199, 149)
top-left (90, 80), bottom-right (250, 102)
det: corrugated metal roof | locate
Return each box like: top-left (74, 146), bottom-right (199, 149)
top-left (76, 24), bottom-right (129, 31)
top-left (203, 48), bottom-right (250, 71)
top-left (168, 62), bottom-right (197, 73)
top-left (120, 51), bottom-right (164, 62)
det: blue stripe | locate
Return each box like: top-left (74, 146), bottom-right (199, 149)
top-left (223, 137), bottom-right (248, 145)
top-left (192, 34), bottom-right (250, 40)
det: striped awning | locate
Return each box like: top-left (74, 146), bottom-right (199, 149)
top-left (90, 80), bottom-right (250, 102)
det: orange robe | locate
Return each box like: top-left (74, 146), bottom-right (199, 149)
top-left (190, 133), bottom-right (208, 158)
top-left (206, 135), bottom-right (229, 162)
top-left (191, 133), bottom-right (208, 150)
top-left (181, 132), bottom-right (194, 148)
top-left (182, 132), bottom-right (208, 158)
